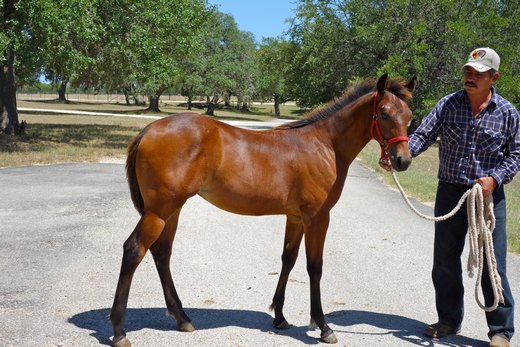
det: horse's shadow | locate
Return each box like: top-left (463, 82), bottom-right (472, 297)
top-left (69, 308), bottom-right (488, 346)
top-left (69, 307), bottom-right (315, 346)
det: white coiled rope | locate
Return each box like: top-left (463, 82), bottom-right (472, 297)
top-left (391, 171), bottom-right (504, 311)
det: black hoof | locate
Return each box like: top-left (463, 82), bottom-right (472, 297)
top-left (273, 319), bottom-right (291, 330)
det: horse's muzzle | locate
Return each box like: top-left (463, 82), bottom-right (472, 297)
top-left (392, 154), bottom-right (411, 171)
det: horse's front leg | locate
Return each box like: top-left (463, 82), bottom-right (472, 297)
top-left (304, 212), bottom-right (337, 344)
top-left (270, 218), bottom-right (304, 329)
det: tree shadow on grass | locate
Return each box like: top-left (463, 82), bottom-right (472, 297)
top-left (0, 123), bottom-right (142, 153)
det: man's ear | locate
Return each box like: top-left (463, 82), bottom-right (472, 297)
top-left (492, 71), bottom-right (500, 84)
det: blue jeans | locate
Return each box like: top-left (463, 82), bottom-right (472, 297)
top-left (433, 181), bottom-right (515, 340)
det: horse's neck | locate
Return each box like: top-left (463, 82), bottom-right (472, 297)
top-left (324, 95), bottom-right (373, 163)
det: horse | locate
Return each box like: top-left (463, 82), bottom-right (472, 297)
top-left (110, 74), bottom-right (416, 346)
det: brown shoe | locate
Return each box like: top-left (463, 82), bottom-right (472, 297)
top-left (490, 334), bottom-right (510, 347)
top-left (423, 322), bottom-right (461, 339)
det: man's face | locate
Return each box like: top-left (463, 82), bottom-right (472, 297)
top-left (463, 66), bottom-right (499, 95)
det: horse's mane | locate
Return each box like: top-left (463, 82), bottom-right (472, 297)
top-left (277, 78), bottom-right (413, 129)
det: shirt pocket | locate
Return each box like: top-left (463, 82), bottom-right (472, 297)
top-left (443, 121), bottom-right (463, 146)
top-left (478, 128), bottom-right (504, 152)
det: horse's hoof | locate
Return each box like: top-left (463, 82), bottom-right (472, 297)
top-left (179, 321), bottom-right (196, 332)
top-left (113, 336), bottom-right (131, 347)
top-left (274, 319), bottom-right (291, 330)
top-left (321, 330), bottom-right (338, 344)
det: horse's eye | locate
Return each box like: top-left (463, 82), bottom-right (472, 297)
top-left (381, 112), bottom-right (389, 120)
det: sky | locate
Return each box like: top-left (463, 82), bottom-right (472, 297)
top-left (208, 0), bottom-right (297, 42)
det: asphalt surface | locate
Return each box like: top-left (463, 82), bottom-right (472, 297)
top-left (1, 156), bottom-right (519, 346)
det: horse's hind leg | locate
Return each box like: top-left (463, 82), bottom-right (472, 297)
top-left (149, 208), bottom-right (194, 332)
top-left (270, 219), bottom-right (303, 329)
top-left (110, 212), bottom-right (166, 347)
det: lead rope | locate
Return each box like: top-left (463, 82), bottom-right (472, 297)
top-left (390, 171), bottom-right (504, 311)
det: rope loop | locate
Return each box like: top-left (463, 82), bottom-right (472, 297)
top-left (391, 171), bottom-right (504, 311)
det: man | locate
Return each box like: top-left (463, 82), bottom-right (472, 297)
top-left (383, 48), bottom-right (519, 347)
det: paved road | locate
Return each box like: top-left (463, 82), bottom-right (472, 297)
top-left (1, 160), bottom-right (519, 346)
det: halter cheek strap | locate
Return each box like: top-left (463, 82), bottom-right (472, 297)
top-left (370, 91), bottom-right (409, 161)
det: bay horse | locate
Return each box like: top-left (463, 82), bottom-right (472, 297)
top-left (110, 74), bottom-right (416, 346)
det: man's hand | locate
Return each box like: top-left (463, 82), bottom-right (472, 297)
top-left (378, 157), bottom-right (393, 172)
top-left (475, 176), bottom-right (497, 199)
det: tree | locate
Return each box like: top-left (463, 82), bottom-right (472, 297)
top-left (255, 37), bottom-right (292, 117)
top-left (1, 0), bottom-right (101, 133)
top-left (41, 0), bottom-right (103, 102)
top-left (73, 0), bottom-right (212, 112)
top-left (179, 11), bottom-right (257, 116)
top-left (119, 0), bottom-right (211, 112)
top-left (284, 0), bottom-right (353, 107)
top-left (0, 0), bottom-right (18, 134)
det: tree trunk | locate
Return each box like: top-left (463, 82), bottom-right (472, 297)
top-left (206, 95), bottom-right (219, 116)
top-left (146, 87), bottom-right (167, 112)
top-left (0, 48), bottom-right (20, 135)
top-left (206, 102), bottom-right (216, 116)
top-left (274, 93), bottom-right (281, 118)
top-left (58, 79), bottom-right (68, 102)
top-left (224, 92), bottom-right (231, 107)
top-left (122, 87), bottom-right (131, 106)
top-left (147, 95), bottom-right (160, 112)
top-left (187, 96), bottom-right (192, 110)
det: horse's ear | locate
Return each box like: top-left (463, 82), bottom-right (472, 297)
top-left (376, 73), bottom-right (388, 94)
top-left (406, 75), bottom-right (417, 93)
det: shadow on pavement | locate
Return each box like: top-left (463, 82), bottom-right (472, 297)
top-left (69, 307), bottom-right (318, 346)
top-left (328, 309), bottom-right (488, 346)
top-left (69, 307), bottom-right (488, 346)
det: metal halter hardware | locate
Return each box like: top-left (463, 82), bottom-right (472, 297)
top-left (370, 90), bottom-right (409, 161)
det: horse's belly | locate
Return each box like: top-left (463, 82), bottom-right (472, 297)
top-left (197, 187), bottom-right (288, 216)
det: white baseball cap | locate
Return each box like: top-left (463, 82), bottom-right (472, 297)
top-left (464, 47), bottom-right (500, 72)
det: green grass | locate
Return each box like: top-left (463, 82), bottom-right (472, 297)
top-left (358, 141), bottom-right (520, 254)
top-left (0, 115), bottom-right (148, 167)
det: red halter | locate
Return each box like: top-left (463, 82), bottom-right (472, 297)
top-left (370, 90), bottom-right (409, 163)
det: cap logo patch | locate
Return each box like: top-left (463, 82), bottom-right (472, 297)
top-left (471, 50), bottom-right (487, 60)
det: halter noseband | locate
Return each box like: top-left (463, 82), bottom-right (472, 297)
top-left (370, 90), bottom-right (409, 162)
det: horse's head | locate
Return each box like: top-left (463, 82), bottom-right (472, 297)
top-left (371, 74), bottom-right (416, 172)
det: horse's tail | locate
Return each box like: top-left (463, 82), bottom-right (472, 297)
top-left (126, 127), bottom-right (148, 215)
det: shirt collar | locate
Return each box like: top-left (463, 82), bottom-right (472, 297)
top-left (461, 86), bottom-right (498, 110)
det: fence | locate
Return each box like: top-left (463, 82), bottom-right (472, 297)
top-left (16, 92), bottom-right (188, 104)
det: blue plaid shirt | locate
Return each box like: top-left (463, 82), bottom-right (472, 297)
top-left (409, 88), bottom-right (520, 186)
